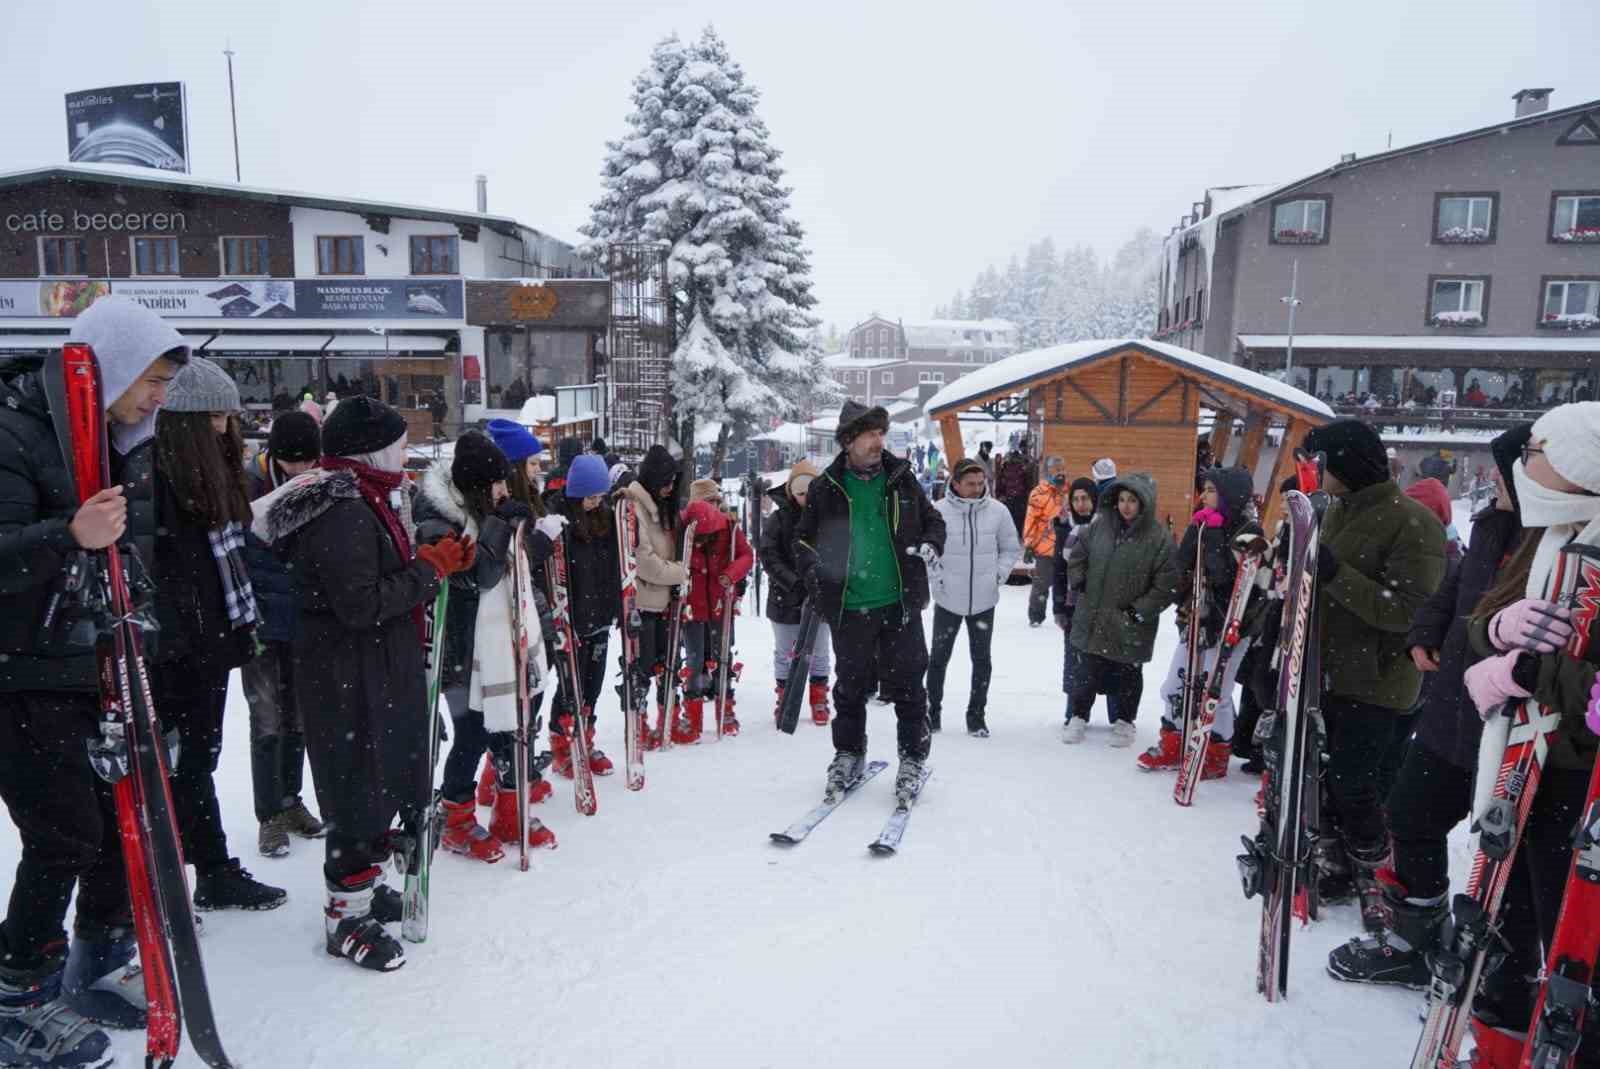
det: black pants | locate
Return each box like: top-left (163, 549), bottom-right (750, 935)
top-left (1376, 711), bottom-right (1416, 808)
top-left (831, 605), bottom-right (931, 760)
top-left (555, 629), bottom-right (611, 732)
top-left (1027, 555), bottom-right (1054, 625)
top-left (1231, 646), bottom-right (1265, 758)
top-left (1322, 696), bottom-right (1394, 854)
top-left (1385, 739), bottom-right (1471, 900)
top-left (0, 691), bottom-right (131, 967)
top-left (1067, 652), bottom-right (1142, 724)
top-left (152, 660), bottom-right (232, 873)
top-left (632, 612), bottom-right (672, 709)
top-left (925, 605), bottom-right (994, 723)
top-left (240, 641), bottom-right (307, 823)
top-left (438, 687), bottom-right (546, 803)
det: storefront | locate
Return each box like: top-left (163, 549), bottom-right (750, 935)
top-left (463, 279), bottom-right (609, 424)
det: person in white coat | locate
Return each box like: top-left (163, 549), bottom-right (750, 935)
top-left (925, 458), bottom-right (1022, 736)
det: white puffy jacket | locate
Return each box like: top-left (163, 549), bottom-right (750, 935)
top-left (930, 488), bottom-right (1022, 617)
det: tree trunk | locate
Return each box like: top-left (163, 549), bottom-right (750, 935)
top-left (711, 422), bottom-right (732, 479)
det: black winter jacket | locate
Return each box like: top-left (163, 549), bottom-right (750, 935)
top-left (147, 470), bottom-right (255, 674)
top-left (759, 484), bottom-right (806, 625)
top-left (794, 450), bottom-right (946, 626)
top-left (548, 496), bottom-right (621, 637)
top-left (244, 453), bottom-right (301, 645)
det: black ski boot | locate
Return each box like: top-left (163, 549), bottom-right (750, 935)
top-left (894, 754), bottom-right (928, 806)
top-left (325, 868), bottom-right (405, 973)
top-left (1348, 842), bottom-right (1391, 933)
top-left (370, 883), bottom-right (404, 925)
top-left (193, 859), bottom-right (288, 912)
top-left (61, 934), bottom-right (144, 1029)
top-left (823, 751), bottom-right (866, 804)
top-left (1326, 879), bottom-right (1444, 990)
top-left (0, 957), bottom-right (114, 1069)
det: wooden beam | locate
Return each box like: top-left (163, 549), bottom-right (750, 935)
top-left (1064, 376), bottom-right (1116, 423)
top-left (1210, 410), bottom-right (1236, 464)
top-left (1118, 357), bottom-right (1130, 422)
top-left (938, 415), bottom-right (965, 469)
top-left (1237, 408), bottom-right (1270, 472)
top-left (1127, 375), bottom-right (1181, 422)
top-left (1261, 418), bottom-right (1305, 531)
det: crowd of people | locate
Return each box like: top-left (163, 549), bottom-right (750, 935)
top-left (0, 295), bottom-right (1595, 1067)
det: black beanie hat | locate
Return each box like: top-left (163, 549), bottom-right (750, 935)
top-left (451, 430), bottom-right (510, 494)
top-left (589, 437), bottom-right (609, 456)
top-left (1068, 476), bottom-right (1098, 523)
top-left (836, 400), bottom-right (890, 447)
top-left (557, 437), bottom-right (584, 467)
top-left (1301, 418), bottom-right (1390, 492)
top-left (267, 410), bottom-right (321, 463)
top-left (320, 395), bottom-right (408, 458)
top-left (637, 444), bottom-right (679, 495)
top-left (1489, 422), bottom-right (1533, 516)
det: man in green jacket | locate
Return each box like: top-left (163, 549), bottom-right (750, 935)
top-left (1301, 419), bottom-right (1446, 922)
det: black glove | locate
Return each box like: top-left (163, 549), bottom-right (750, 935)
top-left (495, 497), bottom-right (533, 522)
top-left (1316, 544), bottom-right (1340, 584)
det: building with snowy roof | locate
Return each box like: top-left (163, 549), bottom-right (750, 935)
top-left (828, 315), bottom-right (1018, 407)
top-left (1158, 87), bottom-right (1600, 431)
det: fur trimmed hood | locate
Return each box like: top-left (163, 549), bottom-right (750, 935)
top-left (251, 467), bottom-right (362, 545)
top-left (417, 459), bottom-right (469, 527)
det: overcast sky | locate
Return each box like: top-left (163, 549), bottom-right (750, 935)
top-left (4, 0), bottom-right (1596, 336)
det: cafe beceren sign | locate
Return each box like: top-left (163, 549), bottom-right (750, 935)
top-left (4, 209), bottom-right (188, 234)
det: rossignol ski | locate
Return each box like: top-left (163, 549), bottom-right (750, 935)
top-left (51, 342), bottom-right (233, 1068)
top-left (614, 498), bottom-right (646, 789)
top-left (547, 529), bottom-right (598, 816)
top-left (509, 520), bottom-right (551, 871)
top-left (869, 766), bottom-right (933, 856)
top-left (654, 522), bottom-right (697, 750)
top-left (775, 603), bottom-right (822, 735)
top-left (1412, 540), bottom-right (1595, 1068)
top-left (769, 760), bottom-right (889, 845)
top-left (399, 579), bottom-right (448, 942)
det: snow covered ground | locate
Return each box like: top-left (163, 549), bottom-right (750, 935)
top-left (0, 587), bottom-right (1439, 1068)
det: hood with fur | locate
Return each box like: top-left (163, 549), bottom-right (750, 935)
top-left (251, 467), bottom-right (362, 545)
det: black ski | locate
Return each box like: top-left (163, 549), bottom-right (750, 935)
top-left (775, 603), bottom-right (822, 735)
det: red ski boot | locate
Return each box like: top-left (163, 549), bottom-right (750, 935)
top-left (1201, 739), bottom-right (1231, 780)
top-left (808, 677), bottom-right (830, 726)
top-left (439, 799), bottom-right (503, 863)
top-left (1135, 726), bottom-right (1182, 772)
top-left (529, 774), bottom-right (553, 804)
top-left (718, 694), bottom-right (740, 737)
top-left (585, 724), bottom-right (615, 776)
top-left (642, 703), bottom-right (664, 752)
top-left (550, 719), bottom-right (575, 780)
top-left (672, 698), bottom-right (704, 746)
top-left (1467, 1018), bottom-right (1524, 1068)
top-left (772, 683), bottom-right (786, 729)
top-left (488, 789), bottom-right (558, 849)
top-left (476, 758), bottom-right (498, 806)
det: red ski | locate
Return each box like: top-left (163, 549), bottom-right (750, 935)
top-left (546, 528), bottom-right (598, 816)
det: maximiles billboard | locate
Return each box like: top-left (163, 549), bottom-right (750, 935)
top-left (0, 279), bottom-right (463, 320)
top-left (65, 83), bottom-right (189, 172)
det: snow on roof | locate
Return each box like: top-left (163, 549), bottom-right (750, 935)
top-left (903, 318), bottom-right (1017, 350)
top-left (749, 421), bottom-right (812, 443)
top-left (926, 339), bottom-right (1334, 421)
top-left (821, 351), bottom-right (902, 370)
top-left (1238, 334), bottom-right (1600, 354)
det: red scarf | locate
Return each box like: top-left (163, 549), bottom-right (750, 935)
top-left (320, 456), bottom-right (425, 640)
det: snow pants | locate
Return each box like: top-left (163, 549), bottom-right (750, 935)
top-left (771, 618), bottom-right (832, 682)
top-left (925, 605), bottom-right (994, 721)
top-left (240, 639), bottom-right (309, 824)
top-left (831, 605), bottom-right (930, 761)
top-left (1156, 637), bottom-right (1252, 740)
top-left (152, 660), bottom-right (233, 874)
top-left (1321, 696), bottom-right (1395, 854)
top-left (1066, 652), bottom-right (1143, 725)
top-left (1384, 739), bottom-right (1470, 901)
top-left (0, 691), bottom-right (131, 967)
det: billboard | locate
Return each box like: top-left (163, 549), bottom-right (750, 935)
top-left (0, 279), bottom-right (464, 320)
top-left (65, 83), bottom-right (188, 172)
top-left (294, 280), bottom-right (463, 319)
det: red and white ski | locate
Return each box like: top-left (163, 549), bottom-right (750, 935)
top-left (614, 499), bottom-right (646, 788)
top-left (546, 529), bottom-right (597, 816)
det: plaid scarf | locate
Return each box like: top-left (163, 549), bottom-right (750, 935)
top-left (208, 521), bottom-right (258, 629)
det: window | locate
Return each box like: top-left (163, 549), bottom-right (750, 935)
top-left (39, 237), bottom-right (87, 276)
top-left (410, 235), bottom-right (459, 274)
top-left (1183, 295), bottom-right (1191, 322)
top-left (917, 371), bottom-right (945, 385)
top-left (1270, 197), bottom-right (1329, 244)
top-left (1428, 277), bottom-right (1488, 326)
top-left (317, 236), bottom-right (365, 275)
top-left (1196, 287), bottom-right (1205, 323)
top-left (221, 237), bottom-right (270, 275)
top-left (1541, 278), bottom-right (1600, 328)
top-left (1556, 117), bottom-right (1600, 146)
top-left (1434, 194), bottom-right (1496, 243)
top-left (1551, 194), bottom-right (1600, 242)
top-left (881, 371), bottom-right (893, 384)
top-left (131, 237), bottom-right (180, 276)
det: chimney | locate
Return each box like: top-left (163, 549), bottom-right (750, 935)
top-left (475, 174), bottom-right (488, 213)
top-left (1339, 151), bottom-right (1357, 164)
top-left (1513, 88), bottom-right (1553, 118)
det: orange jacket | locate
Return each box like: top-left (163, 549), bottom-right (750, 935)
top-left (1024, 481), bottom-right (1065, 557)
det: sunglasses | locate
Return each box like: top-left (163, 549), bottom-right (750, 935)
top-left (1520, 444), bottom-right (1544, 466)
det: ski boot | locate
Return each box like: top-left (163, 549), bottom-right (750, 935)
top-left (585, 724), bottom-right (614, 776)
top-left (439, 798), bottom-right (504, 863)
top-left (193, 859), bottom-right (287, 912)
top-left (1135, 724), bottom-right (1182, 771)
top-left (1467, 1018), bottom-right (1525, 1069)
top-left (718, 693), bottom-right (740, 737)
top-left (477, 758), bottom-right (499, 806)
top-left (529, 771), bottom-right (553, 804)
top-left (823, 751), bottom-right (866, 803)
top-left (551, 717), bottom-right (575, 778)
top-left (0, 958), bottom-right (113, 1069)
top-left (672, 697), bottom-right (704, 746)
top-left (325, 866), bottom-right (406, 973)
top-left (61, 935), bottom-right (144, 1029)
top-left (1200, 738), bottom-right (1231, 780)
top-left (808, 676), bottom-right (830, 726)
top-left (772, 682), bottom-right (786, 729)
top-left (894, 754), bottom-right (928, 806)
top-left (488, 789), bottom-right (558, 850)
top-left (1349, 841), bottom-right (1392, 933)
top-left (1326, 871), bottom-right (1443, 990)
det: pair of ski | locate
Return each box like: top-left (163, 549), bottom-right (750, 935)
top-left (50, 344), bottom-right (233, 1067)
top-left (1411, 540), bottom-right (1600, 1069)
top-left (769, 762), bottom-right (932, 856)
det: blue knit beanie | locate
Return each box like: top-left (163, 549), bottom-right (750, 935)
top-left (486, 418), bottom-right (543, 463)
top-left (564, 453), bottom-right (611, 498)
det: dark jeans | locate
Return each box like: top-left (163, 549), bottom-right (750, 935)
top-left (152, 660), bottom-right (232, 873)
top-left (1027, 554), bottom-right (1054, 625)
top-left (1385, 739), bottom-right (1471, 900)
top-left (1067, 652), bottom-right (1142, 724)
top-left (0, 691), bottom-right (131, 967)
top-left (240, 641), bottom-right (307, 823)
top-left (832, 605), bottom-right (931, 760)
top-left (556, 628), bottom-right (611, 731)
top-left (1322, 696), bottom-right (1394, 854)
top-left (925, 605), bottom-right (994, 721)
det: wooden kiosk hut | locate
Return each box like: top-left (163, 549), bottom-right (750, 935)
top-left (925, 340), bottom-right (1334, 529)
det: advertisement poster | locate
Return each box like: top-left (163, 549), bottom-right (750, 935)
top-left (65, 83), bottom-right (189, 172)
top-left (294, 280), bottom-right (464, 319)
top-left (113, 280), bottom-right (296, 318)
top-left (0, 279), bottom-right (461, 320)
top-left (0, 280), bottom-right (110, 317)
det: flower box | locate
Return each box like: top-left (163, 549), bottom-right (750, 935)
top-left (1553, 227), bottom-right (1600, 243)
top-left (1430, 312), bottom-right (1484, 327)
top-left (1541, 313), bottom-right (1600, 331)
top-left (1436, 226), bottom-right (1490, 244)
top-left (1273, 228), bottom-right (1322, 244)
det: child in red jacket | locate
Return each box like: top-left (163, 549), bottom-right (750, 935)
top-left (678, 494), bottom-right (754, 741)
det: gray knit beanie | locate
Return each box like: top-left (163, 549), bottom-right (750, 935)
top-left (163, 356), bottom-right (240, 413)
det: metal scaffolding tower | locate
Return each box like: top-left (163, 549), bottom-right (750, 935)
top-left (605, 243), bottom-right (674, 460)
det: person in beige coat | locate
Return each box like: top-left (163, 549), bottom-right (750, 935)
top-left (619, 445), bottom-right (690, 747)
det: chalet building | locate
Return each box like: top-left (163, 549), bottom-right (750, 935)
top-left (825, 315), bottom-right (1018, 405)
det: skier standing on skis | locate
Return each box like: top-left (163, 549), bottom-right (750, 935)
top-left (414, 431), bottom-right (558, 861)
top-left (1051, 476), bottom-right (1101, 719)
top-left (795, 401), bottom-right (945, 801)
top-left (680, 488), bottom-right (754, 741)
top-left (1062, 473), bottom-right (1180, 747)
top-left (1298, 418), bottom-right (1445, 920)
top-left (0, 297), bottom-right (185, 1065)
top-left (1327, 424), bottom-right (1528, 990)
top-left (242, 411), bottom-right (328, 860)
top-left (618, 445), bottom-right (690, 747)
top-left (759, 460), bottom-right (834, 728)
top-left (1138, 466), bottom-right (1263, 776)
top-left (926, 458), bottom-right (1021, 737)
top-left (254, 395), bottom-right (475, 973)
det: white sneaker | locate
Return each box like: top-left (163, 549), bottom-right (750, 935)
top-left (1108, 720), bottom-right (1137, 748)
top-left (1061, 719), bottom-right (1087, 744)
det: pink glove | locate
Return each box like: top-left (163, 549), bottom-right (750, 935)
top-left (1490, 598), bottom-right (1573, 654)
top-left (1464, 652), bottom-right (1532, 720)
top-left (1588, 677), bottom-right (1600, 736)
top-left (1192, 508), bottom-right (1225, 528)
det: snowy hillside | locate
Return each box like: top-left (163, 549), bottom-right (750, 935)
top-left (1, 588), bottom-right (1436, 1067)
